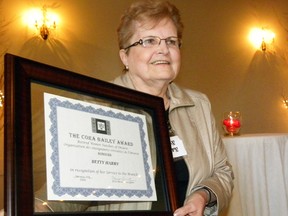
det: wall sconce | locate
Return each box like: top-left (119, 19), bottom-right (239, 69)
top-left (283, 99), bottom-right (288, 109)
top-left (249, 27), bottom-right (275, 51)
top-left (282, 95), bottom-right (288, 109)
top-left (23, 6), bottom-right (59, 40)
top-left (35, 6), bottom-right (57, 40)
top-left (0, 91), bottom-right (4, 108)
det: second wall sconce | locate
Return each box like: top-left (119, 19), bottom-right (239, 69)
top-left (282, 93), bottom-right (288, 109)
top-left (0, 91), bottom-right (4, 108)
top-left (249, 27), bottom-right (275, 51)
top-left (283, 98), bottom-right (288, 109)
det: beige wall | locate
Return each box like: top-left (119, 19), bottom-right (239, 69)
top-left (1, 0), bottom-right (288, 210)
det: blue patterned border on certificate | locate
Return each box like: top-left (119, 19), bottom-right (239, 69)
top-left (48, 97), bottom-right (154, 199)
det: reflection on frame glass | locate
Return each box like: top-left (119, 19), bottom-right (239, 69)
top-left (4, 54), bottom-right (178, 216)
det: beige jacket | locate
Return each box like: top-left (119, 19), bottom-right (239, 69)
top-left (112, 74), bottom-right (234, 214)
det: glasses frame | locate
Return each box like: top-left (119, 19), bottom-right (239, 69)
top-left (124, 36), bottom-right (182, 50)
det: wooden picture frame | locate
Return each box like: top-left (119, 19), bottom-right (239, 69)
top-left (4, 54), bottom-right (178, 216)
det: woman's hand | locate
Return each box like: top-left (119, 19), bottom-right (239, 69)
top-left (173, 190), bottom-right (208, 216)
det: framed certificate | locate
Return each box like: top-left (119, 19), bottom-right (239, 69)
top-left (4, 54), bottom-right (178, 215)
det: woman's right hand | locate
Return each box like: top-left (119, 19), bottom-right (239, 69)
top-left (173, 190), bottom-right (207, 216)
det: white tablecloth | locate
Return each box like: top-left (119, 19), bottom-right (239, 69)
top-left (221, 133), bottom-right (288, 216)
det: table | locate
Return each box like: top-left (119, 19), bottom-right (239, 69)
top-left (221, 133), bottom-right (288, 216)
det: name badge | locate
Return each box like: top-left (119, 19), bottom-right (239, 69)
top-left (170, 135), bottom-right (187, 158)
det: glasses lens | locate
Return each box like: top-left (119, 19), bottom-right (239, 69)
top-left (166, 37), bottom-right (180, 47)
top-left (142, 37), bottom-right (159, 47)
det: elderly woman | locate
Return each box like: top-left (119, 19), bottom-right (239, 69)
top-left (113, 0), bottom-right (233, 216)
top-left (34, 1), bottom-right (233, 215)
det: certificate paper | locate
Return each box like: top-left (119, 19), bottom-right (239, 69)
top-left (44, 93), bottom-right (157, 201)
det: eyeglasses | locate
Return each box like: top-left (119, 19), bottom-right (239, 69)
top-left (123, 36), bottom-right (182, 50)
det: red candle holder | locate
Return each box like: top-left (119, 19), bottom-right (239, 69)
top-left (222, 111), bottom-right (242, 136)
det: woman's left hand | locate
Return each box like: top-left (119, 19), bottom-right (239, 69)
top-left (173, 190), bottom-right (207, 216)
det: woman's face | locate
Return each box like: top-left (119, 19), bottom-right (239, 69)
top-left (119, 18), bottom-right (181, 89)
